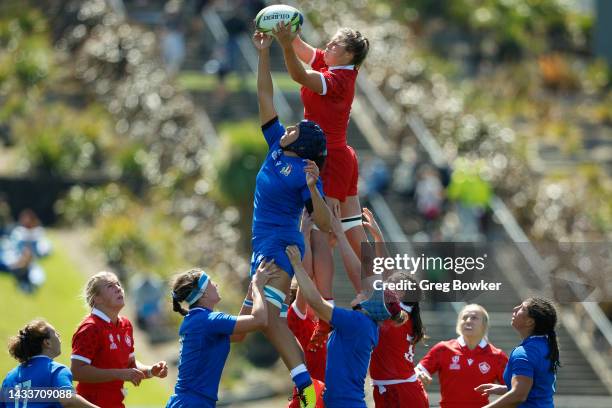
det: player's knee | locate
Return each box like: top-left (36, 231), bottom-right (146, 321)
top-left (263, 285), bottom-right (286, 313)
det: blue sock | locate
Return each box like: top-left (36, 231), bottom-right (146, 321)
top-left (291, 364), bottom-right (312, 391)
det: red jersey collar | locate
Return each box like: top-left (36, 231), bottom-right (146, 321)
top-left (457, 335), bottom-right (488, 349)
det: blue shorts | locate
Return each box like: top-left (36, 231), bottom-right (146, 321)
top-left (250, 231), bottom-right (305, 278)
top-left (166, 393), bottom-right (215, 408)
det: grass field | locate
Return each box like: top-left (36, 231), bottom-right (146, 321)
top-left (0, 233), bottom-right (172, 406)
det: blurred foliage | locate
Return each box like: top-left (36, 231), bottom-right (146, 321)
top-left (14, 104), bottom-right (114, 176)
top-left (395, 0), bottom-right (592, 60)
top-left (0, 0), bottom-right (247, 292)
top-left (213, 120), bottom-right (267, 208)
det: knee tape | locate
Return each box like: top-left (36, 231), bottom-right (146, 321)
top-left (264, 285), bottom-right (286, 310)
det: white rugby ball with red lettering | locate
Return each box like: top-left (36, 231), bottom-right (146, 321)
top-left (255, 4), bottom-right (303, 33)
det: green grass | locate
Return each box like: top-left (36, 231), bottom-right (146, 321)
top-left (178, 71), bottom-right (301, 93)
top-left (0, 233), bottom-right (171, 406)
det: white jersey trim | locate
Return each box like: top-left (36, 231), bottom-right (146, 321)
top-left (317, 72), bottom-right (327, 96)
top-left (71, 354), bottom-right (92, 364)
top-left (415, 363), bottom-right (431, 378)
top-left (371, 374), bottom-right (419, 394)
top-left (457, 335), bottom-right (488, 349)
top-left (291, 302), bottom-right (307, 320)
top-left (92, 308), bottom-right (111, 323)
top-left (329, 64), bottom-right (355, 71)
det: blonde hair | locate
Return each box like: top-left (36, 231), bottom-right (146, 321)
top-left (84, 271), bottom-right (119, 308)
top-left (456, 304), bottom-right (489, 337)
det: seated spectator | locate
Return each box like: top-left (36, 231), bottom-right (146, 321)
top-left (130, 273), bottom-right (165, 331)
top-left (0, 209), bottom-right (51, 293)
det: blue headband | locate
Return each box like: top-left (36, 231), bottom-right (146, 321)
top-left (185, 272), bottom-right (210, 306)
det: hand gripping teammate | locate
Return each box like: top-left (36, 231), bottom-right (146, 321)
top-left (275, 21), bottom-right (371, 349)
top-left (287, 244), bottom-right (404, 408)
top-left (166, 262), bottom-right (275, 407)
top-left (246, 30), bottom-right (332, 408)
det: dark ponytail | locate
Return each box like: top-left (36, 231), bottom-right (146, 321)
top-left (526, 297), bottom-right (561, 373)
top-left (405, 302), bottom-right (426, 344)
top-left (8, 320), bottom-right (50, 364)
top-left (170, 269), bottom-right (204, 317)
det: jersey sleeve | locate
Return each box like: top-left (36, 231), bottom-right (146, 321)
top-left (71, 322), bottom-right (101, 365)
top-left (261, 116), bottom-right (286, 148)
top-left (417, 342), bottom-right (443, 377)
top-left (320, 70), bottom-right (351, 98)
top-left (208, 312), bottom-right (237, 335)
top-left (51, 365), bottom-right (74, 390)
top-left (509, 347), bottom-right (534, 379)
top-left (310, 49), bottom-right (326, 71)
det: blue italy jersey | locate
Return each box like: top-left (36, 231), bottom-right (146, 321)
top-left (324, 307), bottom-right (379, 408)
top-left (503, 335), bottom-right (556, 408)
top-left (168, 308), bottom-right (237, 408)
top-left (1, 356), bottom-right (73, 408)
top-left (250, 117), bottom-right (324, 276)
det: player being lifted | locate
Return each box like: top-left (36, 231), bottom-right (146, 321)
top-left (245, 30), bottom-right (332, 408)
top-left (274, 21), bottom-right (370, 348)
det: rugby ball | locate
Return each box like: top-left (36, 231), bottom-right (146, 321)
top-left (255, 4), bottom-right (303, 34)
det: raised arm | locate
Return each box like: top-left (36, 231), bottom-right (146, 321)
top-left (304, 160), bottom-right (331, 232)
top-left (253, 31), bottom-right (277, 125)
top-left (292, 33), bottom-right (316, 64)
top-left (363, 208), bottom-right (389, 258)
top-left (330, 215), bottom-right (362, 293)
top-left (275, 23), bottom-right (324, 94)
top-left (286, 245), bottom-right (333, 322)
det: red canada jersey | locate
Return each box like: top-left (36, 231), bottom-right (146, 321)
top-left (71, 308), bottom-right (135, 407)
top-left (370, 319), bottom-right (418, 380)
top-left (286, 302), bottom-right (326, 382)
top-left (301, 49), bottom-right (358, 149)
top-left (417, 337), bottom-right (508, 408)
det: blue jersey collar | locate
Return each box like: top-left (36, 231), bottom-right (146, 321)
top-left (521, 334), bottom-right (548, 345)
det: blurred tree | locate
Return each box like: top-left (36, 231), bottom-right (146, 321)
top-left (212, 120), bottom-right (267, 250)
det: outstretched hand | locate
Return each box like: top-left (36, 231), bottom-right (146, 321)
top-left (254, 260), bottom-right (278, 288)
top-left (252, 31), bottom-right (273, 50)
top-left (362, 207), bottom-right (382, 241)
top-left (303, 159), bottom-right (319, 187)
top-left (272, 21), bottom-right (297, 46)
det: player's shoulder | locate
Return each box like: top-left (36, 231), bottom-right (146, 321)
top-left (118, 315), bottom-right (133, 328)
top-left (2, 365), bottom-right (19, 385)
top-left (49, 360), bottom-right (70, 374)
top-left (431, 338), bottom-right (459, 354)
top-left (487, 342), bottom-right (507, 356)
top-left (75, 315), bottom-right (100, 332)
